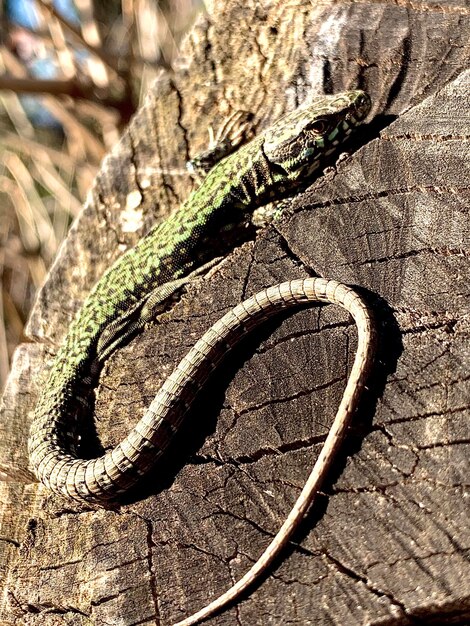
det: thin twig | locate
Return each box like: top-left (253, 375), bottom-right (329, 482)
top-left (35, 0), bottom-right (123, 75)
top-left (1, 45), bottom-right (106, 161)
top-left (0, 131), bottom-right (94, 180)
top-left (0, 75), bottom-right (85, 96)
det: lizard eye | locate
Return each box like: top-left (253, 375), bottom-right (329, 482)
top-left (305, 118), bottom-right (329, 134)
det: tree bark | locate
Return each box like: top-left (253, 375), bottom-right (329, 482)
top-left (1, 1), bottom-right (469, 624)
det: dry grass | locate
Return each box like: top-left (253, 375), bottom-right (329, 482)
top-left (0, 0), bottom-right (201, 391)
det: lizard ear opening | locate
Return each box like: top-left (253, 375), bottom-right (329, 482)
top-left (265, 155), bottom-right (290, 176)
top-left (262, 134), bottom-right (306, 174)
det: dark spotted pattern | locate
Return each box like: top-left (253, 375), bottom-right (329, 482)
top-left (28, 91), bottom-right (371, 502)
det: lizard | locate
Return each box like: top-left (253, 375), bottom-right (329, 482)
top-left (28, 90), bottom-right (374, 624)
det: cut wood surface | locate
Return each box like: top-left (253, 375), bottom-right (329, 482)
top-left (1, 0), bottom-right (469, 624)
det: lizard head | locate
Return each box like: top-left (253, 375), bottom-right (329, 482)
top-left (262, 90), bottom-right (371, 180)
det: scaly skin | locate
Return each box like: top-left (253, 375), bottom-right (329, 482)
top-left (28, 91), bottom-right (371, 503)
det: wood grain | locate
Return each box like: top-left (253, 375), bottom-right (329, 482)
top-left (1, 1), bottom-right (469, 624)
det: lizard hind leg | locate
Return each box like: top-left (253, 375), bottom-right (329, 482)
top-left (96, 256), bottom-right (223, 362)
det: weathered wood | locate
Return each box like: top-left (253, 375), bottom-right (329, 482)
top-left (1, 0), bottom-right (469, 624)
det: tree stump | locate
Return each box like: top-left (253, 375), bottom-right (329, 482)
top-left (1, 1), bottom-right (469, 624)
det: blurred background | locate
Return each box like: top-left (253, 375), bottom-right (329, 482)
top-left (0, 0), bottom-right (202, 391)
